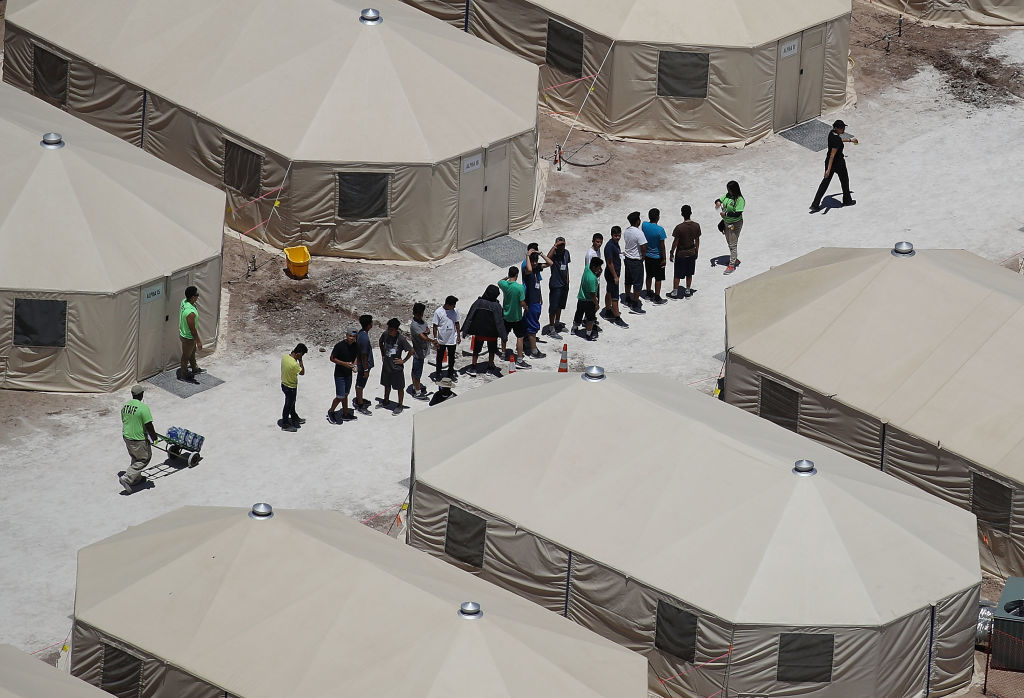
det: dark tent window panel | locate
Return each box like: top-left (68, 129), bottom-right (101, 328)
top-left (33, 45), bottom-right (68, 107)
top-left (546, 19), bottom-right (584, 79)
top-left (777, 633), bottom-right (834, 683)
top-left (654, 600), bottom-right (699, 663)
top-left (759, 376), bottom-right (801, 432)
top-left (657, 52), bottom-right (710, 98)
top-left (337, 172), bottom-right (390, 220)
top-left (223, 140), bottom-right (263, 199)
top-left (14, 299), bottom-right (67, 347)
top-left (972, 471), bottom-right (1013, 534)
top-left (101, 643), bottom-right (143, 698)
top-left (444, 504), bottom-right (486, 568)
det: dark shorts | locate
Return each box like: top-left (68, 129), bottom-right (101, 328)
top-left (604, 269), bottom-right (620, 298)
top-left (507, 318), bottom-right (527, 339)
top-left (674, 255), bottom-right (697, 278)
top-left (624, 258), bottom-right (644, 292)
top-left (356, 368), bottom-right (370, 389)
top-left (380, 368), bottom-right (405, 390)
top-left (524, 303), bottom-right (542, 335)
top-left (549, 285), bottom-right (569, 311)
top-left (644, 257), bottom-right (666, 281)
top-left (411, 355), bottom-right (425, 380)
top-left (472, 336), bottom-right (499, 355)
top-left (574, 299), bottom-right (596, 324)
top-left (334, 374), bottom-right (352, 398)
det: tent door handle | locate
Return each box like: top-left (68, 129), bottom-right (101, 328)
top-left (484, 185), bottom-right (488, 192)
top-left (799, 69), bottom-right (804, 75)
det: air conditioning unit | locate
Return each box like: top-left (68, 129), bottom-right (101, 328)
top-left (992, 577), bottom-right (1024, 671)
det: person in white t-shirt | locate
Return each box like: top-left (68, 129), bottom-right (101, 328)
top-left (622, 211), bottom-right (648, 315)
top-left (431, 296), bottom-right (461, 381)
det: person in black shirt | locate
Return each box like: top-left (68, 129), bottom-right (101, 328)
top-left (327, 328), bottom-right (359, 424)
top-left (810, 119), bottom-right (858, 213)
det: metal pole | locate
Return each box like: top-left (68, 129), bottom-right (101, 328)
top-left (898, 14), bottom-right (904, 37)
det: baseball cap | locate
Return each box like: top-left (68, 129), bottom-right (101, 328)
top-left (130, 384), bottom-right (145, 397)
top-left (439, 377), bottom-right (454, 388)
top-left (833, 119), bottom-right (847, 129)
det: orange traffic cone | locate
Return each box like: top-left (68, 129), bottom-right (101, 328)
top-left (509, 352), bottom-right (517, 373)
top-left (558, 343), bottom-right (569, 373)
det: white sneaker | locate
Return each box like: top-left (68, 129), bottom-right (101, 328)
top-left (119, 475), bottom-right (133, 494)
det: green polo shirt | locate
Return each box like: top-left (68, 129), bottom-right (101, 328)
top-left (498, 279), bottom-right (525, 323)
top-left (179, 299), bottom-right (198, 339)
top-left (577, 267), bottom-right (599, 301)
top-left (722, 195), bottom-right (745, 223)
top-left (121, 399), bottom-right (153, 441)
top-left (281, 353), bottom-right (301, 389)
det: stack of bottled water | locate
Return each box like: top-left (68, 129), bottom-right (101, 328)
top-left (166, 426), bottom-right (204, 452)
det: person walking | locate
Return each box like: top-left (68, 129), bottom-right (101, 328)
top-left (601, 226), bottom-right (628, 328)
top-left (379, 318), bottom-right (413, 415)
top-left (809, 119), bottom-right (858, 213)
top-left (499, 266), bottom-right (531, 369)
top-left (119, 384), bottom-right (158, 494)
top-left (716, 181), bottom-right (745, 275)
top-left (177, 286), bottom-right (203, 383)
top-left (641, 209), bottom-right (668, 304)
top-left (572, 258), bottom-right (603, 341)
top-left (432, 296), bottom-right (461, 381)
top-left (355, 315), bottom-right (374, 415)
top-left (668, 205), bottom-right (701, 299)
top-left (522, 246), bottom-right (550, 359)
top-left (408, 303), bottom-right (435, 401)
top-left (279, 343), bottom-right (307, 431)
top-left (464, 285), bottom-right (506, 377)
top-left (327, 328), bottom-right (359, 424)
top-left (544, 237), bottom-right (570, 339)
top-left (622, 212), bottom-right (647, 314)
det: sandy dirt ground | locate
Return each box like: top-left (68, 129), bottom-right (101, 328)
top-left (3, 2), bottom-right (1024, 690)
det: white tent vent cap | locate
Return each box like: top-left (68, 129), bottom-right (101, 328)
top-left (359, 8), bottom-right (382, 24)
top-left (793, 459), bottom-right (817, 476)
top-left (582, 366), bottom-right (606, 382)
top-left (458, 601), bottom-right (483, 619)
top-left (892, 241), bottom-right (915, 257)
top-left (40, 132), bottom-right (65, 149)
top-left (249, 502), bottom-right (274, 519)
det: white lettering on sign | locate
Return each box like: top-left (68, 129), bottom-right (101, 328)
top-left (143, 283), bottom-right (164, 304)
top-left (463, 154), bottom-right (483, 173)
top-left (781, 39), bottom-right (800, 60)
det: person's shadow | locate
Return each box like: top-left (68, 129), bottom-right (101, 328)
top-left (810, 194), bottom-right (848, 214)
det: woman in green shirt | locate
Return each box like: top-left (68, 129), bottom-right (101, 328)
top-left (716, 180), bottom-right (745, 275)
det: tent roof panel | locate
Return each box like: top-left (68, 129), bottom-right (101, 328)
top-left (7, 0), bottom-right (538, 163)
top-left (726, 247), bottom-right (1024, 479)
top-left (0, 644), bottom-right (113, 698)
top-left (0, 86), bottom-right (223, 293)
top-left (75, 507), bottom-right (646, 698)
top-left (413, 373), bottom-right (979, 625)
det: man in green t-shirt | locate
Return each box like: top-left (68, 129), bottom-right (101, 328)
top-left (120, 384), bottom-right (158, 494)
top-left (498, 266), bottom-right (529, 369)
top-left (178, 286), bottom-right (203, 384)
top-left (572, 258), bottom-right (603, 341)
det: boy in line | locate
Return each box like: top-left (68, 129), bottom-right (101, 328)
top-left (464, 285), bottom-right (505, 377)
top-left (379, 318), bottom-right (413, 415)
top-left (544, 237), bottom-right (570, 339)
top-left (641, 208), bottom-right (668, 304)
top-left (572, 258), bottom-right (603, 341)
top-left (499, 266), bottom-right (531, 369)
top-left (408, 303), bottom-right (435, 400)
top-left (327, 328), bottom-right (359, 423)
top-left (432, 296), bottom-right (461, 381)
top-left (355, 315), bottom-right (374, 415)
top-left (522, 244), bottom-right (550, 359)
top-left (601, 226), bottom-right (628, 328)
top-left (622, 212), bottom-right (648, 315)
top-left (668, 205), bottom-right (701, 299)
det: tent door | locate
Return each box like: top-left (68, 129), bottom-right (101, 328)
top-left (482, 142), bottom-right (510, 241)
top-left (164, 272), bottom-right (190, 369)
top-left (136, 278), bottom-right (168, 379)
top-left (797, 25), bottom-right (826, 123)
top-left (457, 150), bottom-right (485, 249)
top-left (773, 33), bottom-right (802, 131)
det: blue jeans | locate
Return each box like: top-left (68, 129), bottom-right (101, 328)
top-left (281, 384), bottom-right (298, 422)
top-left (411, 355), bottom-right (425, 381)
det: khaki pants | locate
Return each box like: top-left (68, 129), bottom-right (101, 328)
top-left (724, 220), bottom-right (743, 266)
top-left (179, 336), bottom-right (198, 376)
top-left (123, 437), bottom-right (151, 485)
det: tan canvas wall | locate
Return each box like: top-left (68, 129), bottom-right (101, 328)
top-left (400, 0), bottom-right (466, 26)
top-left (508, 129), bottom-right (541, 231)
top-left (930, 586), bottom-right (980, 697)
top-left (873, 0), bottom-right (1024, 25)
top-left (72, 622), bottom-right (224, 698)
top-left (823, 16), bottom-right (851, 111)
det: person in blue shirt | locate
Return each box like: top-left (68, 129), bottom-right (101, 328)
top-left (522, 244), bottom-right (551, 359)
top-left (641, 208), bottom-right (668, 304)
top-left (355, 314), bottom-right (375, 415)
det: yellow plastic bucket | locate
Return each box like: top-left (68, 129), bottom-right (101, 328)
top-left (284, 245), bottom-right (310, 279)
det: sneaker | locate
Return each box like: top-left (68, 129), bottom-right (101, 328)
top-left (555, 322), bottom-right (568, 332)
top-left (549, 331), bottom-right (562, 340)
top-left (392, 405), bottom-right (403, 416)
top-left (515, 358), bottom-right (532, 369)
top-left (530, 350), bottom-right (546, 359)
top-left (723, 266), bottom-right (736, 275)
top-left (418, 387), bottom-right (429, 399)
top-left (584, 332), bottom-right (597, 342)
top-left (628, 305), bottom-right (646, 315)
top-left (177, 372), bottom-right (199, 384)
top-left (341, 410), bottom-right (358, 421)
top-left (653, 295), bottom-right (668, 305)
top-left (809, 204), bottom-right (822, 213)
top-left (541, 325), bottom-right (554, 336)
top-left (666, 290), bottom-right (681, 299)
top-left (290, 419), bottom-right (303, 429)
top-left (684, 288), bottom-right (696, 297)
top-left (294, 417), bottom-right (307, 425)
top-left (843, 199), bottom-right (856, 206)
top-left (356, 405), bottom-right (372, 416)
top-left (571, 324), bottom-right (579, 335)
top-left (467, 366), bottom-right (477, 378)
top-left (279, 419), bottom-right (298, 431)
top-left (612, 317), bottom-right (630, 328)
top-left (192, 367), bottom-right (206, 374)
top-left (119, 474), bottom-right (133, 494)
top-left (326, 411), bottom-right (339, 425)
top-left (599, 308), bottom-right (614, 320)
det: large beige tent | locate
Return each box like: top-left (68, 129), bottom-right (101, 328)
top-left (724, 245), bottom-right (1024, 577)
top-left (3, 0), bottom-right (540, 262)
top-left (0, 84), bottom-right (223, 393)
top-left (409, 371), bottom-right (981, 698)
top-left (403, 0), bottom-right (852, 142)
top-left (71, 505), bottom-right (647, 698)
top-left (0, 645), bottom-right (111, 698)
top-left (873, 0), bottom-right (1024, 25)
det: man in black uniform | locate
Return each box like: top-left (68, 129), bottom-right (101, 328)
top-left (809, 119), bottom-right (858, 213)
